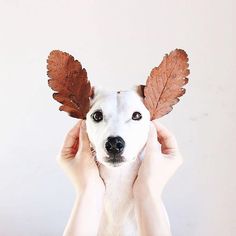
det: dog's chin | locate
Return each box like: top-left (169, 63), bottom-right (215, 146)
top-left (103, 155), bottom-right (125, 168)
top-left (98, 155), bottom-right (137, 168)
top-left (104, 161), bottom-right (124, 168)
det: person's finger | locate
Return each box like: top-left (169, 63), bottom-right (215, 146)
top-left (145, 122), bottom-right (162, 157)
top-left (152, 120), bottom-right (179, 155)
top-left (59, 120), bottom-right (82, 159)
top-left (75, 121), bottom-right (92, 158)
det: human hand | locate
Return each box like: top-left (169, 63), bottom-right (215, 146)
top-left (57, 120), bottom-right (104, 195)
top-left (133, 120), bottom-right (183, 198)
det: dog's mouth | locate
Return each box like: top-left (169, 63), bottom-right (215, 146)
top-left (105, 155), bottom-right (125, 167)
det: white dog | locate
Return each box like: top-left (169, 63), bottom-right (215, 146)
top-left (86, 87), bottom-right (151, 235)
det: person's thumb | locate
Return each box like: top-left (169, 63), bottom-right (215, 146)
top-left (76, 121), bottom-right (92, 157)
top-left (145, 122), bottom-right (162, 158)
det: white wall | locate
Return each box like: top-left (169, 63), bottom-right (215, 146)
top-left (0, 0), bottom-right (235, 235)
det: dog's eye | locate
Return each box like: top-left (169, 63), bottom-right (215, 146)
top-left (91, 110), bottom-right (103, 122)
top-left (132, 112), bottom-right (142, 121)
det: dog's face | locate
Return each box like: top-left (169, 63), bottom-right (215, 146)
top-left (86, 88), bottom-right (150, 168)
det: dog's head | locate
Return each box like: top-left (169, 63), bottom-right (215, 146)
top-left (86, 88), bottom-right (150, 167)
top-left (47, 49), bottom-right (189, 167)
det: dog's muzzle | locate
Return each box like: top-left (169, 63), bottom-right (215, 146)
top-left (105, 136), bottom-right (125, 164)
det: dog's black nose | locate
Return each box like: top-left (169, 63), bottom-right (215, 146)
top-left (105, 136), bottom-right (125, 155)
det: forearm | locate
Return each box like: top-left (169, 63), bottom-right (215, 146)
top-left (134, 189), bottom-right (171, 236)
top-left (63, 188), bottom-right (104, 236)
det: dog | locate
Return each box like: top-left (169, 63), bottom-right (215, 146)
top-left (86, 87), bottom-right (150, 235)
top-left (47, 49), bottom-right (189, 235)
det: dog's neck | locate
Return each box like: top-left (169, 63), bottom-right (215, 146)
top-left (100, 159), bottom-right (140, 200)
top-left (98, 159), bottom-right (141, 235)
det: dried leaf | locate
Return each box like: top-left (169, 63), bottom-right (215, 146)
top-left (47, 50), bottom-right (92, 119)
top-left (143, 49), bottom-right (190, 120)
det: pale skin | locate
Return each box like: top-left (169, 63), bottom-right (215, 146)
top-left (133, 121), bottom-right (183, 236)
top-left (57, 121), bottom-right (105, 236)
top-left (58, 119), bottom-right (183, 236)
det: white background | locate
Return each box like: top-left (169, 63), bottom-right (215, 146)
top-left (0, 0), bottom-right (235, 235)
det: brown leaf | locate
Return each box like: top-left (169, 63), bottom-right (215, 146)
top-left (143, 49), bottom-right (190, 120)
top-left (47, 50), bottom-right (92, 119)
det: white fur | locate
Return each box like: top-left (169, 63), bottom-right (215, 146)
top-left (86, 88), bottom-right (150, 167)
top-left (86, 88), bottom-right (168, 235)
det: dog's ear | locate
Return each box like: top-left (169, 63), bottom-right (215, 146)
top-left (47, 50), bottom-right (94, 119)
top-left (135, 85), bottom-right (145, 98)
top-left (140, 49), bottom-right (190, 120)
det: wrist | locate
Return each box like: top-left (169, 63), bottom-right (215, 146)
top-left (75, 183), bottom-right (105, 197)
top-left (133, 178), bottom-right (163, 201)
top-left (75, 186), bottom-right (104, 208)
top-left (85, 184), bottom-right (105, 196)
